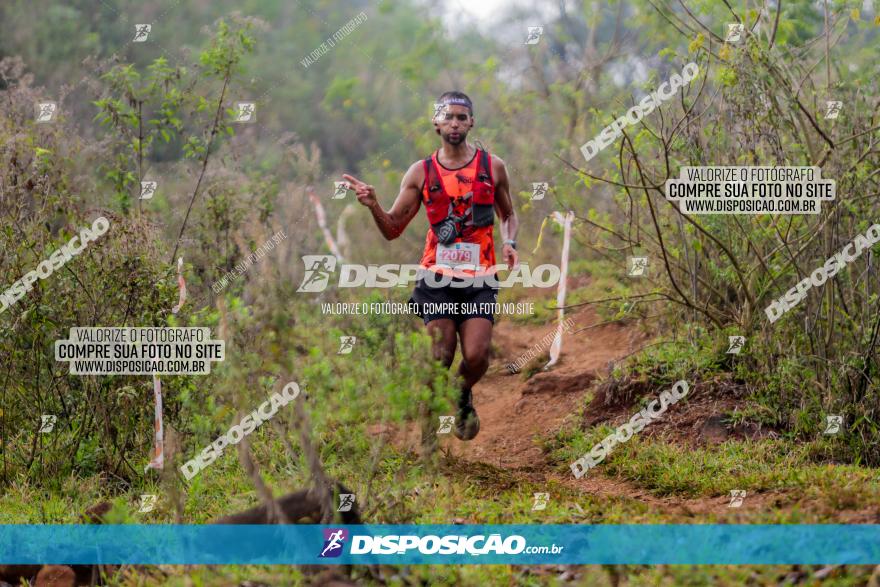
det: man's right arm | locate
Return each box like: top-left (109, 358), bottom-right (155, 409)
top-left (342, 161), bottom-right (424, 241)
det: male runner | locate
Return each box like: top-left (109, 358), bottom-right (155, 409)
top-left (341, 91), bottom-right (518, 441)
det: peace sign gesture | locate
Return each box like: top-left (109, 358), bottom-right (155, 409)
top-left (342, 174), bottom-right (377, 208)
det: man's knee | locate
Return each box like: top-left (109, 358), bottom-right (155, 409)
top-left (461, 344), bottom-right (490, 372)
top-left (427, 323), bottom-right (456, 367)
top-left (434, 343), bottom-right (455, 368)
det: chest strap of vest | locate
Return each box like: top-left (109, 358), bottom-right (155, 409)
top-left (423, 156), bottom-right (451, 226)
top-left (472, 148), bottom-right (494, 225)
top-left (477, 147), bottom-right (490, 183)
top-left (423, 148), bottom-right (495, 229)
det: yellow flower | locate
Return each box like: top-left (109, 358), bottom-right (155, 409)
top-left (382, 159), bottom-right (391, 168)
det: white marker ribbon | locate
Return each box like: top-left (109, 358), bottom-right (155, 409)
top-left (308, 189), bottom-right (344, 262)
top-left (545, 211), bottom-right (574, 369)
top-left (171, 257), bottom-right (186, 314)
top-left (146, 256), bottom-right (183, 470)
top-left (145, 373), bottom-right (164, 470)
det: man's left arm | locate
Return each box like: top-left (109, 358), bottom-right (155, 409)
top-left (492, 155), bottom-right (519, 268)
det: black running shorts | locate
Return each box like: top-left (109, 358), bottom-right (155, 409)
top-left (408, 278), bottom-right (499, 325)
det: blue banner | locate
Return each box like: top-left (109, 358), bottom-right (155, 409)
top-left (2, 524), bottom-right (879, 564)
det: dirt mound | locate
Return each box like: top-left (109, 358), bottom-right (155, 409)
top-left (521, 370), bottom-right (598, 395)
top-left (581, 373), bottom-right (779, 446)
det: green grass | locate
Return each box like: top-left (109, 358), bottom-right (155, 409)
top-left (11, 431), bottom-right (876, 527)
top-left (541, 409), bottom-right (880, 519)
top-left (601, 437), bottom-right (880, 499)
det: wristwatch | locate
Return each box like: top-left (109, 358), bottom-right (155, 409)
top-left (503, 239), bottom-right (517, 250)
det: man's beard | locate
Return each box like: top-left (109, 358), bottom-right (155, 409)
top-left (442, 130), bottom-right (466, 145)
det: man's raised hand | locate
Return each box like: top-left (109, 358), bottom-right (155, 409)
top-left (342, 174), bottom-right (377, 207)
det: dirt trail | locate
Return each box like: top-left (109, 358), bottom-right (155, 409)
top-left (382, 304), bottom-right (737, 513)
top-left (435, 305), bottom-right (745, 515)
top-left (374, 302), bottom-right (878, 521)
top-left (380, 306), bottom-right (628, 452)
top-left (442, 304), bottom-right (645, 470)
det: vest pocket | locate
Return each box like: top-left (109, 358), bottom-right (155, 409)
top-left (472, 203), bottom-right (494, 227)
top-left (472, 180), bottom-right (494, 205)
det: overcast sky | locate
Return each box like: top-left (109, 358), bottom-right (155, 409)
top-left (441, 0), bottom-right (512, 21)
top-left (438, 0), bottom-right (560, 37)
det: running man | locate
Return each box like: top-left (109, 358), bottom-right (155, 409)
top-left (320, 529), bottom-right (345, 557)
top-left (342, 91), bottom-right (518, 441)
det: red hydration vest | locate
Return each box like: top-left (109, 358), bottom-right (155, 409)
top-left (419, 148), bottom-right (497, 275)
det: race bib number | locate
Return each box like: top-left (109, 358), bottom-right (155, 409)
top-left (436, 242), bottom-right (480, 268)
